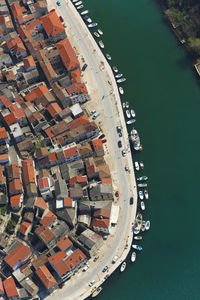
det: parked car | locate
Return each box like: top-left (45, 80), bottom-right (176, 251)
top-left (118, 140), bottom-right (122, 148)
top-left (90, 110), bottom-right (96, 116)
top-left (92, 112), bottom-right (100, 120)
top-left (119, 132), bottom-right (122, 137)
top-left (115, 191), bottom-right (119, 197)
top-left (99, 133), bottom-right (105, 139)
top-left (59, 16), bottom-right (64, 22)
top-left (93, 256), bottom-right (99, 262)
top-left (102, 139), bottom-right (107, 143)
top-left (112, 255), bottom-right (118, 264)
top-left (83, 265), bottom-right (89, 272)
top-left (102, 266), bottom-right (108, 272)
top-left (82, 63), bottom-right (88, 71)
top-left (125, 165), bottom-right (129, 171)
top-left (116, 125), bottom-right (121, 133)
top-left (56, 1), bottom-right (61, 5)
top-left (130, 197), bottom-right (133, 205)
top-left (122, 150), bottom-right (126, 157)
top-left (50, 8), bottom-right (55, 12)
top-left (89, 280), bottom-right (95, 287)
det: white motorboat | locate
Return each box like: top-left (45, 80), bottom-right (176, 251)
top-left (83, 15), bottom-right (92, 23)
top-left (134, 161), bottom-right (139, 171)
top-left (117, 77), bottom-right (126, 83)
top-left (77, 5), bottom-right (84, 9)
top-left (120, 262), bottom-right (126, 272)
top-left (92, 287), bottom-right (103, 298)
top-left (88, 23), bottom-right (98, 28)
top-left (81, 10), bottom-right (89, 15)
top-left (122, 102), bottom-right (126, 109)
top-left (115, 73), bottom-right (123, 79)
top-left (139, 190), bottom-right (144, 200)
top-left (98, 40), bottom-right (104, 48)
top-left (140, 161), bottom-right (144, 169)
top-left (132, 244), bottom-right (142, 251)
top-left (145, 220), bottom-right (150, 231)
top-left (94, 32), bottom-right (100, 38)
top-left (144, 189), bottom-right (149, 200)
top-left (125, 102), bottom-right (129, 108)
top-left (119, 87), bottom-right (124, 95)
top-left (137, 176), bottom-right (148, 181)
top-left (126, 110), bottom-right (131, 118)
top-left (140, 201), bottom-right (145, 211)
top-left (106, 54), bottom-right (111, 60)
top-left (98, 29), bottom-right (103, 35)
top-left (126, 119), bottom-right (135, 125)
top-left (134, 235), bottom-right (142, 240)
top-left (131, 252), bottom-right (136, 263)
top-left (72, 0), bottom-right (78, 2)
top-left (112, 66), bottom-right (118, 72)
top-left (130, 128), bottom-right (141, 151)
top-left (138, 183), bottom-right (147, 188)
top-left (131, 109), bottom-right (136, 118)
top-left (75, 1), bottom-right (82, 6)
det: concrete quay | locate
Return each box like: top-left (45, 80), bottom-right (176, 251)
top-left (46, 0), bottom-right (138, 299)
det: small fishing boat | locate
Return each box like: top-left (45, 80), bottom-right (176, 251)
top-left (140, 161), bottom-right (144, 169)
top-left (125, 102), bottom-right (129, 108)
top-left (122, 102), bottom-right (126, 109)
top-left (134, 161), bottom-right (139, 171)
top-left (117, 78), bottom-right (126, 83)
top-left (92, 287), bottom-right (103, 298)
top-left (137, 176), bottom-right (148, 182)
top-left (77, 5), bottom-right (83, 9)
top-left (112, 66), bottom-right (118, 73)
top-left (72, 0), bottom-right (78, 2)
top-left (132, 244), bottom-right (143, 251)
top-left (134, 235), bottom-right (142, 240)
top-left (119, 87), bottom-right (124, 95)
top-left (140, 201), bottom-right (145, 211)
top-left (131, 252), bottom-right (136, 262)
top-left (131, 109), bottom-right (136, 118)
top-left (94, 32), bottom-right (100, 38)
top-left (126, 119), bottom-right (135, 125)
top-left (98, 29), bottom-right (103, 35)
top-left (88, 23), bottom-right (98, 28)
top-left (126, 110), bottom-right (131, 118)
top-left (141, 221), bottom-right (146, 232)
top-left (98, 40), bottom-right (104, 48)
top-left (115, 73), bottom-right (123, 79)
top-left (81, 10), bottom-right (89, 15)
top-left (120, 262), bottom-right (126, 272)
top-left (83, 15), bottom-right (92, 23)
top-left (138, 183), bottom-right (147, 188)
top-left (145, 220), bottom-right (150, 231)
top-left (75, 1), bottom-right (82, 6)
top-left (144, 189), bottom-right (149, 200)
top-left (139, 190), bottom-right (144, 200)
top-left (106, 54), bottom-right (111, 60)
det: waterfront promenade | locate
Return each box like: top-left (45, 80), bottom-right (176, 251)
top-left (46, 1), bottom-right (138, 299)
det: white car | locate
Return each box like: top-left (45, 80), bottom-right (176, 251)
top-left (89, 280), bottom-right (95, 287)
top-left (122, 150), bottom-right (126, 157)
top-left (83, 265), bottom-right (89, 272)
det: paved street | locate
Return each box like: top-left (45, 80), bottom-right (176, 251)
top-left (46, 1), bottom-right (138, 299)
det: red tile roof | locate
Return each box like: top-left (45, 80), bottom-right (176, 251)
top-left (68, 114), bottom-right (89, 131)
top-left (9, 178), bottom-right (22, 194)
top-left (56, 38), bottom-right (79, 71)
top-left (47, 102), bottom-right (62, 118)
top-left (38, 177), bottom-right (50, 190)
top-left (0, 277), bottom-right (4, 294)
top-left (21, 159), bottom-right (35, 185)
top-left (10, 194), bottom-right (22, 207)
top-left (0, 95), bottom-right (12, 107)
top-left (70, 68), bottom-right (81, 83)
top-left (25, 84), bottom-right (49, 102)
top-left (4, 242), bottom-right (31, 269)
top-left (69, 175), bottom-right (87, 185)
top-left (48, 251), bottom-right (66, 265)
top-left (63, 146), bottom-right (79, 159)
top-left (63, 197), bottom-right (73, 207)
top-left (3, 277), bottom-right (18, 298)
top-left (101, 177), bottom-right (112, 184)
top-left (40, 211), bottom-right (56, 226)
top-left (66, 82), bottom-right (88, 95)
top-left (56, 236), bottom-right (72, 251)
top-left (48, 151), bottom-right (57, 162)
top-left (36, 265), bottom-right (57, 289)
top-left (35, 225), bottom-right (55, 243)
top-left (92, 139), bottom-right (103, 152)
top-left (34, 197), bottom-right (48, 210)
top-left (19, 221), bottom-right (31, 235)
top-left (53, 260), bottom-right (69, 276)
top-left (63, 248), bottom-right (86, 270)
top-left (92, 218), bottom-right (110, 228)
top-left (10, 103), bottom-right (26, 120)
top-left (0, 153), bottom-right (8, 162)
top-left (4, 112), bottom-right (16, 126)
top-left (23, 55), bottom-right (36, 70)
top-left (0, 127), bottom-right (8, 139)
top-left (40, 11), bottom-right (65, 37)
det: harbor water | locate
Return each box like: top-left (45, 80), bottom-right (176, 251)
top-left (84, 0), bottom-right (200, 299)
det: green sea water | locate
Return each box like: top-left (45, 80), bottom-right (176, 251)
top-left (83, 0), bottom-right (200, 299)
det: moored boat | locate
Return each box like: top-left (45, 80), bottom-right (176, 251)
top-left (122, 102), bottom-right (126, 109)
top-left (126, 110), bottom-right (131, 118)
top-left (131, 252), bottom-right (136, 262)
top-left (130, 128), bottom-right (141, 151)
top-left (92, 287), bottom-right (103, 298)
top-left (126, 119), bottom-right (135, 125)
top-left (144, 189), bottom-right (149, 200)
top-left (88, 23), bottom-right (98, 28)
top-left (125, 101), bottom-right (129, 108)
top-left (134, 161), bottom-right (139, 171)
top-left (98, 40), bottom-right (104, 48)
top-left (94, 32), bottom-right (100, 38)
top-left (119, 87), bottom-right (124, 95)
top-left (140, 161), bottom-right (144, 169)
top-left (106, 53), bottom-right (111, 60)
top-left (83, 15), bottom-right (92, 23)
top-left (131, 109), bottom-right (136, 118)
top-left (120, 262), bottom-right (126, 272)
top-left (117, 77), bottom-right (126, 83)
top-left (134, 235), bottom-right (142, 240)
top-left (75, 1), bottom-right (82, 6)
top-left (98, 29), bottom-right (103, 35)
top-left (145, 220), bottom-right (150, 231)
top-left (140, 201), bottom-right (145, 211)
top-left (141, 221), bottom-right (146, 232)
top-left (77, 5), bottom-right (83, 9)
top-left (132, 244), bottom-right (142, 251)
top-left (137, 176), bottom-right (148, 181)
top-left (115, 73), bottom-right (123, 79)
top-left (112, 66), bottom-right (118, 73)
top-left (81, 10), bottom-right (89, 15)
top-left (72, 0), bottom-right (78, 2)
top-left (138, 183), bottom-right (147, 188)
top-left (139, 190), bottom-right (144, 200)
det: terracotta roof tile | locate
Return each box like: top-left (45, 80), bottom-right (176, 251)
top-left (0, 95), bottom-right (12, 107)
top-left (9, 178), bottom-right (22, 194)
top-left (36, 265), bottom-right (57, 289)
top-left (92, 218), bottom-right (110, 228)
top-left (20, 221), bottom-right (31, 235)
top-left (10, 194), bottom-right (22, 207)
top-left (40, 11), bottom-right (65, 37)
top-left (10, 103), bottom-right (26, 120)
top-left (63, 197), bottom-right (73, 207)
top-left (40, 211), bottom-right (56, 226)
top-left (4, 242), bottom-right (31, 269)
top-left (92, 139), bottom-right (103, 152)
top-left (3, 277), bottom-right (18, 298)
top-left (4, 112), bottom-right (16, 126)
top-left (63, 248), bottom-right (86, 270)
top-left (48, 251), bottom-right (66, 265)
top-left (0, 127), bottom-right (8, 139)
top-left (23, 55), bottom-right (36, 70)
top-left (35, 225), bottom-right (55, 243)
top-left (21, 159), bottom-right (35, 185)
top-left (68, 114), bottom-right (89, 131)
top-left (47, 103), bottom-right (62, 118)
top-left (38, 177), bottom-right (50, 190)
top-left (34, 197), bottom-right (48, 210)
top-left (56, 236), bottom-right (72, 251)
top-left (63, 146), bottom-right (79, 159)
top-left (56, 38), bottom-right (79, 71)
top-left (101, 177), bottom-right (112, 184)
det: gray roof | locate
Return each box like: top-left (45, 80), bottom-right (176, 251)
top-left (55, 208), bottom-right (76, 228)
top-left (50, 219), bottom-right (69, 238)
top-left (55, 179), bottom-right (68, 199)
top-left (59, 163), bottom-right (69, 181)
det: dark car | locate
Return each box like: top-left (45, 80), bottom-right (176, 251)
top-left (130, 197), bottom-right (133, 205)
top-left (50, 8), bottom-right (55, 12)
top-left (99, 133), bottom-right (105, 139)
top-left (82, 63), bottom-right (88, 71)
top-left (59, 16), bottom-right (64, 22)
top-left (102, 139), bottom-right (107, 143)
top-left (102, 266), bottom-right (108, 272)
top-left (118, 140), bottom-right (122, 148)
